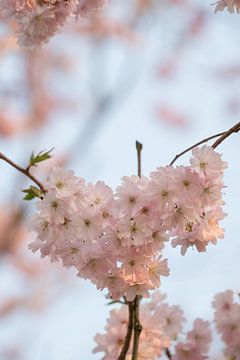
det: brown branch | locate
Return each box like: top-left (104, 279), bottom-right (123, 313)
top-left (131, 295), bottom-right (142, 360)
top-left (0, 152), bottom-right (46, 194)
top-left (169, 121), bottom-right (240, 166)
top-left (212, 121), bottom-right (240, 149)
top-left (165, 348), bottom-right (172, 360)
top-left (117, 302), bottom-right (134, 360)
top-left (169, 131), bottom-right (225, 166)
top-left (130, 142), bottom-right (144, 360)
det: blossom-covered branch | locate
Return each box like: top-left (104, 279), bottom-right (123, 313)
top-left (95, 288), bottom-right (240, 358)
top-left (0, 124), bottom-right (238, 359)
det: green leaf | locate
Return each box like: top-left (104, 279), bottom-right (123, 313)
top-left (107, 300), bottom-right (124, 306)
top-left (28, 148), bottom-right (54, 168)
top-left (22, 186), bottom-right (44, 201)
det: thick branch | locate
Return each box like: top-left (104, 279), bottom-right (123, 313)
top-left (131, 295), bottom-right (142, 360)
top-left (117, 302), bottom-right (134, 360)
top-left (169, 121), bottom-right (240, 166)
top-left (165, 348), bottom-right (173, 360)
top-left (0, 152), bottom-right (46, 193)
top-left (212, 121), bottom-right (240, 149)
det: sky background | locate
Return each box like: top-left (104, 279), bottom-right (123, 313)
top-left (0, 1), bottom-right (240, 359)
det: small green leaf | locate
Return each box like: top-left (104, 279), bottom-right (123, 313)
top-left (28, 148), bottom-right (54, 168)
top-left (22, 186), bottom-right (44, 201)
top-left (107, 300), bottom-right (124, 306)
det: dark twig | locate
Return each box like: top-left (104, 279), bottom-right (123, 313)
top-left (169, 121), bottom-right (240, 166)
top-left (0, 152), bottom-right (46, 194)
top-left (130, 141), bottom-right (144, 360)
top-left (169, 132), bottom-right (225, 166)
top-left (117, 302), bottom-right (134, 360)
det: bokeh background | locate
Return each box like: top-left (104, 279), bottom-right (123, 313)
top-left (0, 0), bottom-right (239, 359)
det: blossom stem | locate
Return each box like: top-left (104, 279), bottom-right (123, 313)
top-left (0, 152), bottom-right (46, 193)
top-left (131, 295), bottom-right (142, 360)
top-left (130, 141), bottom-right (144, 360)
top-left (117, 301), bottom-right (134, 360)
top-left (165, 348), bottom-right (173, 360)
top-left (169, 121), bottom-right (240, 166)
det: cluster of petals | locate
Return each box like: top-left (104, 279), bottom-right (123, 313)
top-left (0, 0), bottom-right (107, 47)
top-left (213, 0), bottom-right (240, 13)
top-left (173, 319), bottom-right (212, 360)
top-left (213, 290), bottom-right (240, 359)
top-left (29, 145), bottom-right (227, 301)
top-left (93, 291), bottom-right (185, 360)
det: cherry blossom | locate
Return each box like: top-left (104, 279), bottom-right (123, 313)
top-left (213, 290), bottom-right (240, 359)
top-left (0, 0), bottom-right (108, 47)
top-left (30, 145), bottom-right (227, 303)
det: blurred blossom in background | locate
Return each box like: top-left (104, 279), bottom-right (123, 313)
top-left (0, 0), bottom-right (239, 359)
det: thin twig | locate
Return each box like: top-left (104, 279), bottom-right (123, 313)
top-left (169, 121), bottom-right (240, 166)
top-left (131, 295), bottom-right (142, 360)
top-left (165, 348), bottom-right (172, 360)
top-left (169, 131), bottom-right (225, 166)
top-left (0, 152), bottom-right (46, 193)
top-left (117, 302), bottom-right (134, 360)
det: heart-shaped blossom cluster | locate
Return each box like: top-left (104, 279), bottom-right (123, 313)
top-left (0, 0), bottom-right (107, 47)
top-left (29, 145), bottom-right (227, 301)
top-left (213, 290), bottom-right (240, 359)
top-left (93, 290), bottom-right (212, 360)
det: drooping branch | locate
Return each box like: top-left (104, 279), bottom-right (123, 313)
top-left (117, 302), bottom-right (134, 360)
top-left (0, 152), bottom-right (46, 194)
top-left (169, 121), bottom-right (240, 166)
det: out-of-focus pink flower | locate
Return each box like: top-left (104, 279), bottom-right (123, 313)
top-left (0, 0), bottom-right (108, 47)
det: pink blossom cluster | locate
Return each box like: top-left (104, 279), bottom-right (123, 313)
top-left (0, 0), bottom-right (107, 47)
top-left (173, 318), bottom-right (212, 360)
top-left (29, 145), bottom-right (227, 301)
top-left (94, 291), bottom-right (185, 360)
top-left (213, 290), bottom-right (240, 359)
top-left (213, 0), bottom-right (240, 13)
top-left (93, 290), bottom-right (213, 360)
